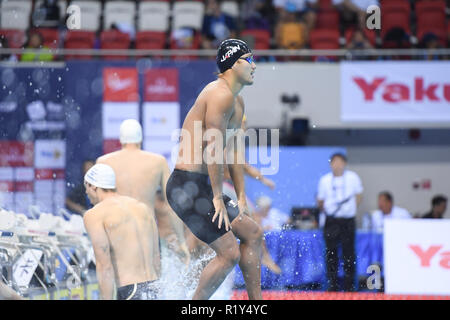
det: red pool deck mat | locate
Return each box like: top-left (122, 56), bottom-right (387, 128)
top-left (232, 290), bottom-right (450, 300)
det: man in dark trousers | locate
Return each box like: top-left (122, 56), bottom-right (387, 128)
top-left (317, 153), bottom-right (363, 292)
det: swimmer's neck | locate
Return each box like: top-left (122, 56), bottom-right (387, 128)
top-left (121, 143), bottom-right (141, 150)
top-left (97, 190), bottom-right (119, 203)
top-left (219, 74), bottom-right (244, 96)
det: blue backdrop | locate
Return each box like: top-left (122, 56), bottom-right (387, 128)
top-left (245, 146), bottom-right (346, 214)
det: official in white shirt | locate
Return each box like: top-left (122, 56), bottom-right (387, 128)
top-left (371, 191), bottom-right (411, 232)
top-left (317, 152), bottom-right (363, 292)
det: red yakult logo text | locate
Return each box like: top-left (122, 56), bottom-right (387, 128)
top-left (354, 77), bottom-right (450, 103)
top-left (409, 245), bottom-right (450, 269)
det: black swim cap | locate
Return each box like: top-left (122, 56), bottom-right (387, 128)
top-left (216, 39), bottom-right (252, 74)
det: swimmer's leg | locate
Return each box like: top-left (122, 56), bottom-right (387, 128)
top-left (261, 239), bottom-right (281, 274)
top-left (192, 231), bottom-right (240, 300)
top-left (231, 214), bottom-right (263, 300)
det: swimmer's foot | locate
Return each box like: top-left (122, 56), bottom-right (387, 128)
top-left (262, 252), bottom-right (281, 274)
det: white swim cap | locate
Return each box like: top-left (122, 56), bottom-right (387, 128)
top-left (120, 119), bottom-right (142, 144)
top-left (84, 163), bottom-right (116, 189)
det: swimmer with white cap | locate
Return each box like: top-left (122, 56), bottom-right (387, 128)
top-left (83, 163), bottom-right (160, 300)
top-left (96, 119), bottom-right (189, 271)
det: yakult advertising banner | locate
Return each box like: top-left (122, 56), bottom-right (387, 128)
top-left (384, 219), bottom-right (450, 295)
top-left (341, 62), bottom-right (450, 123)
top-left (143, 69), bottom-right (180, 169)
top-left (102, 68), bottom-right (139, 154)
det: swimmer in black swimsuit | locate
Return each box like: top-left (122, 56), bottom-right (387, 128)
top-left (117, 280), bottom-right (160, 300)
top-left (166, 39), bottom-right (263, 300)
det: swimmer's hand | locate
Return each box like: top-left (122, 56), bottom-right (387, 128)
top-left (238, 199), bottom-right (251, 217)
top-left (176, 242), bottom-right (190, 266)
top-left (262, 177), bottom-right (276, 190)
top-left (165, 235), bottom-right (190, 266)
top-left (212, 198), bottom-right (231, 231)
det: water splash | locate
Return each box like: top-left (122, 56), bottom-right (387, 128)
top-left (158, 244), bottom-right (234, 300)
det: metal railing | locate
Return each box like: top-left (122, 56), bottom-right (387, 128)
top-left (1, 48), bottom-right (450, 59)
top-left (0, 207), bottom-right (93, 299)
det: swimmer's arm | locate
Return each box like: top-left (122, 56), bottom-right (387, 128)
top-left (227, 135), bottom-right (246, 203)
top-left (205, 92), bottom-right (233, 200)
top-left (227, 98), bottom-right (247, 206)
top-left (83, 211), bottom-right (115, 300)
top-left (244, 163), bottom-right (276, 189)
top-left (160, 159), bottom-right (190, 264)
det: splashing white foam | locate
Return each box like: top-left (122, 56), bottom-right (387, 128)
top-left (158, 243), bottom-right (235, 300)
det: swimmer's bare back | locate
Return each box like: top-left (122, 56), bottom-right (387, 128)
top-left (175, 79), bottom-right (245, 174)
top-left (83, 195), bottom-right (159, 287)
top-left (97, 150), bottom-right (167, 209)
top-left (97, 148), bottom-right (188, 261)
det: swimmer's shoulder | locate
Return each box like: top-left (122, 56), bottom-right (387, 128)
top-left (205, 84), bottom-right (235, 111)
top-left (96, 151), bottom-right (121, 163)
top-left (119, 195), bottom-right (148, 213)
top-left (204, 79), bottom-right (233, 98)
top-left (135, 200), bottom-right (150, 214)
top-left (83, 207), bottom-right (103, 226)
top-left (139, 150), bottom-right (167, 163)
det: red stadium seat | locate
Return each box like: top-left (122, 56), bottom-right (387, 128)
top-left (417, 26), bottom-right (446, 46)
top-left (0, 29), bottom-right (26, 48)
top-left (380, 0), bottom-right (411, 14)
top-left (448, 24), bottom-right (450, 46)
top-left (309, 29), bottom-right (340, 61)
top-left (345, 28), bottom-right (377, 47)
top-left (316, 9), bottom-right (340, 29)
top-left (135, 31), bottom-right (167, 58)
top-left (240, 29), bottom-right (271, 50)
top-left (380, 0), bottom-right (411, 38)
top-left (415, 0), bottom-right (446, 45)
top-left (64, 31), bottom-right (96, 60)
top-left (136, 31), bottom-right (167, 49)
top-left (31, 28), bottom-right (59, 49)
top-left (318, 0), bottom-right (333, 9)
top-left (381, 11), bottom-right (411, 39)
top-left (415, 0), bottom-right (446, 16)
top-left (309, 29), bottom-right (340, 49)
top-left (100, 30), bottom-right (131, 60)
top-left (170, 31), bottom-right (200, 60)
